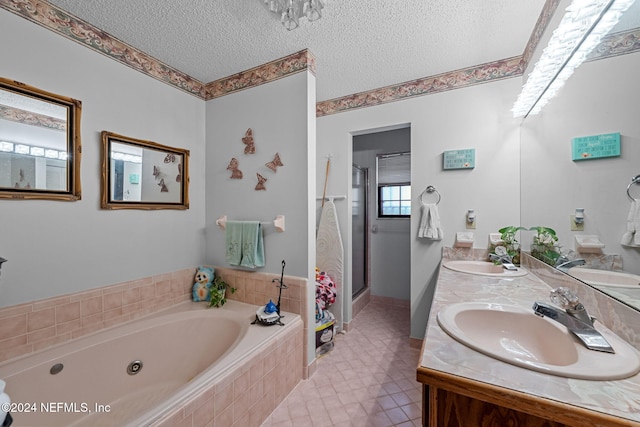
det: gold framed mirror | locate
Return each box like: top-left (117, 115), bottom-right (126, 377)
top-left (101, 131), bottom-right (189, 210)
top-left (0, 77), bottom-right (82, 201)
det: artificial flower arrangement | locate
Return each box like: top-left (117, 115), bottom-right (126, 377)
top-left (529, 226), bottom-right (561, 266)
top-left (489, 225), bottom-right (561, 267)
top-left (489, 225), bottom-right (526, 266)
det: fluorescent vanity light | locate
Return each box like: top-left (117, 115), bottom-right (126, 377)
top-left (0, 141), bottom-right (13, 152)
top-left (15, 144), bottom-right (29, 154)
top-left (111, 151), bottom-right (142, 163)
top-left (30, 147), bottom-right (45, 156)
top-left (45, 149), bottom-right (59, 158)
top-left (512, 0), bottom-right (636, 118)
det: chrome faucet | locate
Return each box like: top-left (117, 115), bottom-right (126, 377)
top-left (554, 256), bottom-right (586, 272)
top-left (533, 287), bottom-right (614, 353)
top-left (489, 253), bottom-right (511, 264)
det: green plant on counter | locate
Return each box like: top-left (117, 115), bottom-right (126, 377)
top-left (529, 226), bottom-right (561, 266)
top-left (208, 276), bottom-right (237, 308)
top-left (489, 226), bottom-right (526, 265)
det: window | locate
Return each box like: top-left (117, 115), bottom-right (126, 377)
top-left (377, 152), bottom-right (410, 218)
top-left (379, 184), bottom-right (411, 216)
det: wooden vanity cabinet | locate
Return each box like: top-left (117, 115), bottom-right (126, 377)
top-left (416, 367), bottom-right (638, 427)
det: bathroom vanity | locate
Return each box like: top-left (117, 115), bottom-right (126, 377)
top-left (417, 253), bottom-right (640, 427)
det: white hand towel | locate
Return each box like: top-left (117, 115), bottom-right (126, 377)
top-left (621, 200), bottom-right (639, 246)
top-left (418, 202), bottom-right (443, 240)
top-left (634, 201), bottom-right (640, 246)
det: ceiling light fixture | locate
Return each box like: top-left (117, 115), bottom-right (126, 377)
top-left (264, 0), bottom-right (326, 30)
top-left (512, 0), bottom-right (636, 118)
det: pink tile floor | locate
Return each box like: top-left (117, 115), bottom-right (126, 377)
top-left (261, 302), bottom-right (422, 427)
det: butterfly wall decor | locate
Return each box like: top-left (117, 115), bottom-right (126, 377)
top-left (265, 152), bottom-right (283, 172)
top-left (242, 128), bottom-right (255, 155)
top-left (164, 153), bottom-right (176, 163)
top-left (255, 173), bottom-right (267, 191)
top-left (158, 178), bottom-right (168, 192)
top-left (227, 157), bottom-right (243, 179)
top-left (153, 165), bottom-right (160, 179)
top-left (176, 163), bottom-right (182, 182)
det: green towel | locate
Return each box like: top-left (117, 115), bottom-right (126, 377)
top-left (225, 221), bottom-right (265, 268)
top-left (240, 221), bottom-right (265, 268)
top-left (225, 221), bottom-right (244, 266)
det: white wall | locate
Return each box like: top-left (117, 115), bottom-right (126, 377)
top-left (0, 10), bottom-right (206, 306)
top-left (205, 70), bottom-right (317, 364)
top-left (521, 52), bottom-right (640, 274)
top-left (353, 128), bottom-right (411, 301)
top-left (204, 71), bottom-right (315, 278)
top-left (317, 78), bottom-right (522, 339)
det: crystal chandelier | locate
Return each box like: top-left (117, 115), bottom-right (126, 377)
top-left (264, 0), bottom-right (327, 30)
top-left (512, 0), bottom-right (636, 117)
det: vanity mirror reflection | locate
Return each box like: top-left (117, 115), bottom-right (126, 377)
top-left (520, 1), bottom-right (640, 311)
top-left (101, 131), bottom-right (189, 210)
top-left (0, 77), bottom-right (81, 200)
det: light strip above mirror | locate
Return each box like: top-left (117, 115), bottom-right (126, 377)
top-left (512, 0), bottom-right (636, 118)
top-left (0, 140), bottom-right (68, 160)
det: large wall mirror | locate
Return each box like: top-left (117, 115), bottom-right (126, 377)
top-left (101, 131), bottom-right (189, 210)
top-left (521, 1), bottom-right (640, 312)
top-left (0, 77), bottom-right (81, 201)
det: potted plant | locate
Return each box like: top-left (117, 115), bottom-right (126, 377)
top-left (529, 226), bottom-right (561, 266)
top-left (208, 275), bottom-right (237, 308)
top-left (489, 226), bottom-right (525, 265)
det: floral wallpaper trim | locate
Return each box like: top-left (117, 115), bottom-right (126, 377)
top-left (2, 0), bottom-right (638, 115)
top-left (521, 0), bottom-right (561, 71)
top-left (588, 28), bottom-right (640, 61)
top-left (205, 49), bottom-right (316, 100)
top-left (0, 0), bottom-right (207, 99)
top-left (0, 105), bottom-right (66, 130)
top-left (316, 56), bottom-right (524, 117)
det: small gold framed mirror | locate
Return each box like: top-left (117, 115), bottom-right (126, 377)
top-left (0, 77), bottom-right (82, 201)
top-left (101, 131), bottom-right (189, 210)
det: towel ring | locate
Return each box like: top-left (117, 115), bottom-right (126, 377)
top-left (420, 185), bottom-right (441, 205)
top-left (627, 175), bottom-right (640, 201)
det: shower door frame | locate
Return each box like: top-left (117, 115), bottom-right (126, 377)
top-left (352, 163), bottom-right (369, 299)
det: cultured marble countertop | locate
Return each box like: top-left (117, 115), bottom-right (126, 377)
top-left (419, 259), bottom-right (640, 423)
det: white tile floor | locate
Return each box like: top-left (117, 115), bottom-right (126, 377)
top-left (261, 302), bottom-right (422, 427)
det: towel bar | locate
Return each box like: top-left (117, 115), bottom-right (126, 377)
top-left (216, 215), bottom-right (285, 232)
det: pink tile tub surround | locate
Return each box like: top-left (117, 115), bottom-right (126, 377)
top-left (0, 300), bottom-right (304, 427)
top-left (211, 266), bottom-right (314, 375)
top-left (0, 269), bottom-right (195, 363)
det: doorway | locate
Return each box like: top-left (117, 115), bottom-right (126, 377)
top-left (352, 126), bottom-right (411, 305)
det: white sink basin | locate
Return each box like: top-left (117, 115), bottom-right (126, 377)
top-left (437, 302), bottom-right (640, 380)
top-left (567, 267), bottom-right (640, 289)
top-left (443, 260), bottom-right (528, 277)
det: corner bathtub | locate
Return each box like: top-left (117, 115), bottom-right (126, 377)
top-left (0, 300), bottom-right (301, 426)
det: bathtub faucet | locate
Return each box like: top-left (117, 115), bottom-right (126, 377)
top-left (0, 257), bottom-right (6, 278)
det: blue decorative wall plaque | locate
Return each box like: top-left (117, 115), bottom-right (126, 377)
top-left (572, 133), bottom-right (621, 161)
top-left (443, 149), bottom-right (475, 170)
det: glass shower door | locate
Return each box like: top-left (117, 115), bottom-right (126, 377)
top-left (352, 164), bottom-right (368, 298)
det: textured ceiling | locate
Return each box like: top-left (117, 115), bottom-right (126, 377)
top-left (46, 0), bottom-right (547, 102)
